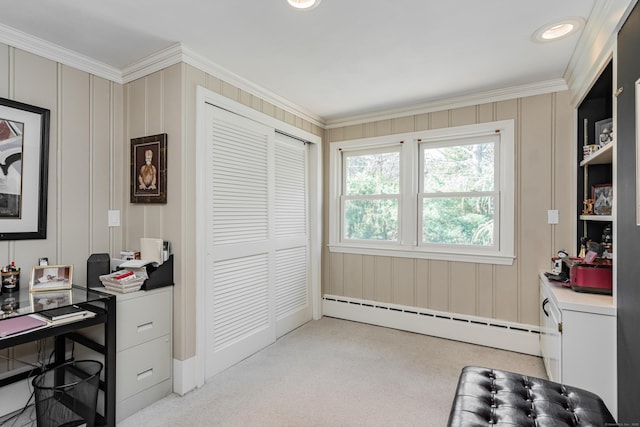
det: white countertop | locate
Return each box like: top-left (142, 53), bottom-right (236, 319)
top-left (539, 272), bottom-right (616, 316)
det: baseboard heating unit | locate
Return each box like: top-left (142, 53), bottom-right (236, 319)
top-left (322, 295), bottom-right (541, 356)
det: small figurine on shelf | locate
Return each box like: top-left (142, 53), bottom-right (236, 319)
top-left (582, 198), bottom-right (595, 215)
top-left (578, 237), bottom-right (587, 258)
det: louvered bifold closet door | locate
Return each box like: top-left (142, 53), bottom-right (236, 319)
top-left (274, 133), bottom-right (311, 337)
top-left (204, 105), bottom-right (277, 379)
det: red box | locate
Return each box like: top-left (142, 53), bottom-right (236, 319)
top-left (566, 259), bottom-right (613, 295)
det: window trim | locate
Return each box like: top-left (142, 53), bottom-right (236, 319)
top-left (328, 120), bottom-right (515, 266)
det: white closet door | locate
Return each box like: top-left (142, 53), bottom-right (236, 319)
top-left (203, 107), bottom-right (311, 379)
top-left (274, 133), bottom-right (311, 337)
top-left (204, 105), bottom-right (276, 379)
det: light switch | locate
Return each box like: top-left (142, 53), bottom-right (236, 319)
top-left (547, 210), bottom-right (559, 224)
top-left (108, 210), bottom-right (121, 227)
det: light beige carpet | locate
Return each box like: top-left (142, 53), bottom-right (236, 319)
top-left (119, 317), bottom-right (546, 427)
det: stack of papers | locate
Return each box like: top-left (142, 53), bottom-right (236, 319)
top-left (99, 268), bottom-right (147, 293)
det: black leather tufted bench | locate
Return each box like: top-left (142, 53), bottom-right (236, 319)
top-left (447, 366), bottom-right (616, 426)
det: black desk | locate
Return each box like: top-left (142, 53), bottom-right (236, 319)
top-left (0, 286), bottom-right (116, 426)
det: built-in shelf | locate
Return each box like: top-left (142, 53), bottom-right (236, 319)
top-left (580, 215), bottom-right (613, 222)
top-left (580, 142), bottom-right (614, 167)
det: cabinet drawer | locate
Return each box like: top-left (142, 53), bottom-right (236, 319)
top-left (116, 334), bottom-right (171, 401)
top-left (117, 290), bottom-right (172, 350)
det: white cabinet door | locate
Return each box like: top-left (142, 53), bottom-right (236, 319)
top-left (540, 282), bottom-right (561, 382)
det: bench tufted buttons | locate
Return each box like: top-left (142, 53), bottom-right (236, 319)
top-left (447, 366), bottom-right (616, 427)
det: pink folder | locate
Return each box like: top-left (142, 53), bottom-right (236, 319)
top-left (0, 315), bottom-right (48, 338)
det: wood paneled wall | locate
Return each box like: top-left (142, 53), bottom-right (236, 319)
top-left (0, 46), bottom-right (123, 278)
top-left (0, 46), bottom-right (123, 375)
top-left (323, 92), bottom-right (574, 326)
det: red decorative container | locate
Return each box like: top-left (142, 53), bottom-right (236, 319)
top-left (564, 258), bottom-right (613, 295)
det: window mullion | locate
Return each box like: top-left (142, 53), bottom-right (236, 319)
top-left (399, 139), bottom-right (416, 247)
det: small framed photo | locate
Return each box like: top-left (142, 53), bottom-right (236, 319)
top-left (31, 290), bottom-right (72, 311)
top-left (595, 118), bottom-right (613, 147)
top-left (130, 133), bottom-right (167, 204)
top-left (30, 265), bottom-right (73, 292)
top-left (592, 183), bottom-right (613, 216)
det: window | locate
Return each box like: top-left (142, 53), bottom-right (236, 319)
top-left (342, 148), bottom-right (400, 242)
top-left (329, 120), bottom-right (514, 265)
top-left (419, 135), bottom-right (498, 248)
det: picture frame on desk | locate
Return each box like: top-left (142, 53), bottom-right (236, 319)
top-left (0, 97), bottom-right (50, 240)
top-left (31, 290), bottom-right (72, 311)
top-left (30, 265), bottom-right (73, 291)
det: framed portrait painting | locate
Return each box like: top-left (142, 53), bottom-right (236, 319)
top-left (130, 133), bottom-right (167, 204)
top-left (0, 98), bottom-right (50, 240)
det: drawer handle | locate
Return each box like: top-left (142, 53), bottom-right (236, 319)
top-left (137, 321), bottom-right (153, 333)
top-left (137, 368), bottom-right (153, 381)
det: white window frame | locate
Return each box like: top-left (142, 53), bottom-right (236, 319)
top-left (328, 120), bottom-right (515, 265)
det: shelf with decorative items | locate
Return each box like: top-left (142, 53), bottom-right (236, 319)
top-left (579, 140), bottom-right (613, 167)
top-left (577, 61), bottom-right (614, 261)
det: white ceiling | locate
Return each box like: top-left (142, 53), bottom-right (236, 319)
top-left (0, 0), bottom-right (603, 122)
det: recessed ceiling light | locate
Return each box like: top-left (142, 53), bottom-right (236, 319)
top-left (287, 0), bottom-right (321, 9)
top-left (533, 18), bottom-right (584, 42)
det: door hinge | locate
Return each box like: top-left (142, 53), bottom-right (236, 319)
top-left (558, 322), bottom-right (563, 333)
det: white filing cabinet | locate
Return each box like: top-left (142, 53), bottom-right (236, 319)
top-left (101, 286), bottom-right (173, 423)
top-left (539, 273), bottom-right (616, 418)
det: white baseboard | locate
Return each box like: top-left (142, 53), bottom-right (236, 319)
top-left (173, 357), bottom-right (198, 396)
top-left (322, 295), bottom-right (541, 356)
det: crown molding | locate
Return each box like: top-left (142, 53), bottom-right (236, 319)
top-left (564, 0), bottom-right (637, 106)
top-left (0, 24), bottom-right (325, 128)
top-left (121, 42), bottom-right (325, 127)
top-left (121, 43), bottom-right (184, 84)
top-left (5, 3), bottom-right (634, 132)
top-left (324, 79), bottom-right (568, 129)
top-left (0, 23), bottom-right (122, 83)
top-left (178, 45), bottom-right (325, 128)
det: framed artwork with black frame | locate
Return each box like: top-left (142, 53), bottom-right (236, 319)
top-left (131, 133), bottom-right (167, 203)
top-left (0, 97), bottom-right (50, 240)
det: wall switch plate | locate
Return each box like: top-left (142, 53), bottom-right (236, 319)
top-left (108, 210), bottom-right (121, 227)
top-left (547, 209), bottom-right (559, 224)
